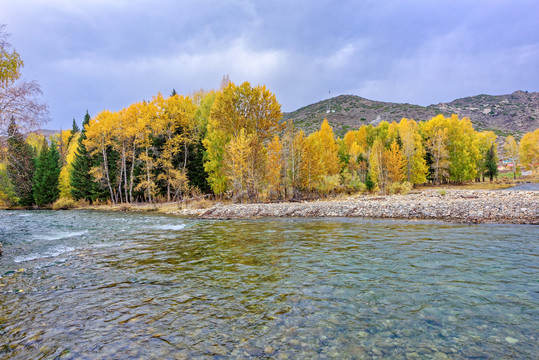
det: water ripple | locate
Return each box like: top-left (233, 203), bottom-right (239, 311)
top-left (0, 212), bottom-right (537, 359)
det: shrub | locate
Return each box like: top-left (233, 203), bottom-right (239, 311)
top-left (188, 198), bottom-right (214, 209)
top-left (52, 197), bottom-right (77, 210)
top-left (349, 175), bottom-right (365, 192)
top-left (316, 175), bottom-right (341, 195)
top-left (76, 199), bottom-right (90, 207)
top-left (388, 181), bottom-right (413, 195)
top-left (438, 189), bottom-right (447, 196)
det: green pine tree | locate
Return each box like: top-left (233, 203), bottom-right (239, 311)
top-left (485, 145), bottom-right (499, 182)
top-left (70, 111), bottom-right (97, 202)
top-left (71, 118), bottom-right (80, 135)
top-left (365, 172), bottom-right (376, 193)
top-left (6, 118), bottom-right (35, 207)
top-left (187, 139), bottom-right (211, 193)
top-left (33, 139), bottom-right (61, 206)
top-left (68, 118), bottom-right (80, 144)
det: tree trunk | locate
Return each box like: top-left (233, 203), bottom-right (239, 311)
top-left (101, 145), bottom-right (115, 204)
top-left (122, 142), bottom-right (128, 203)
top-left (129, 141), bottom-right (136, 203)
top-left (145, 146), bottom-right (152, 203)
top-left (167, 180), bottom-right (170, 203)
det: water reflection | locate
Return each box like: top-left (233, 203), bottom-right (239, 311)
top-left (0, 212), bottom-right (538, 359)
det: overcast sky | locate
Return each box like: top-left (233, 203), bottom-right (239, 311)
top-left (2, 0), bottom-right (538, 130)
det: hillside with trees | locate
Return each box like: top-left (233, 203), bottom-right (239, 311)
top-left (283, 91), bottom-right (539, 137)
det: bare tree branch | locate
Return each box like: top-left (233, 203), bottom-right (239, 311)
top-left (0, 24), bottom-right (49, 147)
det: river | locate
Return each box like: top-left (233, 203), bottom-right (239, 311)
top-left (1, 210), bottom-right (538, 359)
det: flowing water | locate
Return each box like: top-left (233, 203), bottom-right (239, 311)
top-left (0, 210), bottom-right (538, 359)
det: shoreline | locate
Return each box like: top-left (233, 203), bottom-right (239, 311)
top-left (168, 189), bottom-right (539, 225)
top-left (2, 189), bottom-right (538, 225)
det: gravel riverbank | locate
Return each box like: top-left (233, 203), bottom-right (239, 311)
top-left (173, 190), bottom-right (539, 224)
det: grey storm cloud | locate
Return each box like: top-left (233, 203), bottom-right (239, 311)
top-left (2, 0), bottom-right (538, 130)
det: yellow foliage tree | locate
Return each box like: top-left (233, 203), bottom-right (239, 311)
top-left (446, 115), bottom-right (480, 182)
top-left (265, 135), bottom-right (283, 199)
top-left (58, 129), bottom-right (73, 165)
top-left (225, 128), bottom-right (252, 202)
top-left (397, 118), bottom-right (427, 184)
top-left (519, 128), bottom-right (539, 172)
top-left (134, 100), bottom-right (159, 203)
top-left (301, 133), bottom-right (324, 192)
top-left (205, 81), bottom-right (282, 199)
top-left (384, 140), bottom-right (406, 184)
top-left (426, 127), bottom-right (450, 184)
top-left (315, 119), bottom-right (341, 176)
top-left (85, 109), bottom-right (118, 202)
top-left (368, 139), bottom-right (384, 191)
top-left (154, 93), bottom-right (196, 202)
top-left (58, 137), bottom-right (79, 199)
top-left (422, 114), bottom-right (479, 183)
top-left (282, 122), bottom-right (305, 198)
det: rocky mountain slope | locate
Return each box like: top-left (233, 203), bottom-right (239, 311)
top-left (283, 90), bottom-right (539, 137)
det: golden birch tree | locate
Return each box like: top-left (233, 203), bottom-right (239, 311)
top-left (427, 128), bottom-right (450, 184)
top-left (85, 110), bottom-right (116, 202)
top-left (265, 134), bottom-right (283, 199)
top-left (205, 81), bottom-right (282, 198)
top-left (384, 140), bottom-right (406, 184)
top-left (225, 128), bottom-right (252, 202)
top-left (519, 128), bottom-right (539, 173)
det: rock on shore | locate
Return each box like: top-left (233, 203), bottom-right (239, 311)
top-left (176, 190), bottom-right (539, 224)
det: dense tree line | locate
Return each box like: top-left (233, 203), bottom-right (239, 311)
top-left (2, 80), bottom-right (539, 207)
top-left (1, 25), bottom-right (538, 207)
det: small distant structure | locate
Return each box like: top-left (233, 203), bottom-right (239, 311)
top-left (326, 90), bottom-right (335, 114)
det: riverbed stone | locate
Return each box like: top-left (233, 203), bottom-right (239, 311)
top-left (191, 190), bottom-right (539, 224)
top-left (357, 331), bottom-right (369, 338)
top-left (505, 336), bottom-right (519, 344)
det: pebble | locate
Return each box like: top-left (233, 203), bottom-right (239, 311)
top-left (505, 337), bottom-right (519, 344)
top-left (196, 190), bottom-right (539, 224)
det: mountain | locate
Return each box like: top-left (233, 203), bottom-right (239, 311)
top-left (34, 129), bottom-right (61, 138)
top-left (283, 90), bottom-right (539, 137)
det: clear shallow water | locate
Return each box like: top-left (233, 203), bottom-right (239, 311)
top-left (0, 211), bottom-right (538, 359)
top-left (503, 182), bottom-right (539, 191)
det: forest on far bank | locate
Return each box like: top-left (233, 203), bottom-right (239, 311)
top-left (2, 79), bottom-right (539, 208)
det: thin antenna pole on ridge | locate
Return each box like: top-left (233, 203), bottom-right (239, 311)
top-left (327, 90), bottom-right (331, 113)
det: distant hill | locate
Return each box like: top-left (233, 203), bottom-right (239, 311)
top-left (283, 90), bottom-right (539, 137)
top-left (34, 129), bottom-right (61, 138)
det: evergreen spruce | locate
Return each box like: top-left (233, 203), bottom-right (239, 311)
top-left (68, 118), bottom-right (80, 144)
top-left (33, 139), bottom-right (61, 206)
top-left (70, 111), bottom-right (97, 202)
top-left (485, 145), bottom-right (499, 182)
top-left (6, 118), bottom-right (35, 206)
top-left (187, 139), bottom-right (211, 193)
top-left (365, 172), bottom-right (376, 193)
top-left (71, 118), bottom-right (80, 135)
